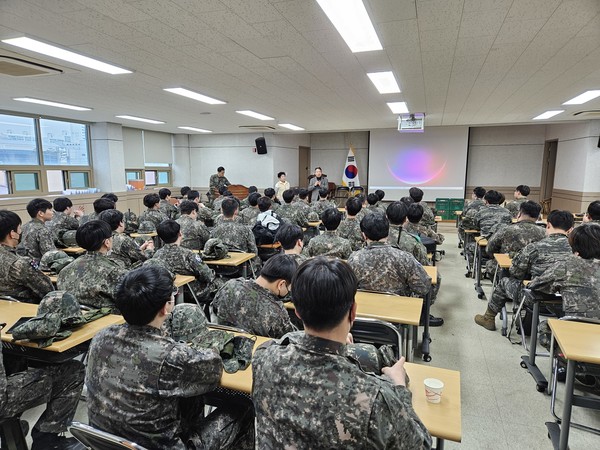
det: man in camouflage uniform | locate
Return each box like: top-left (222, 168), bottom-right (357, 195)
top-left (86, 265), bottom-right (253, 450)
top-left (276, 223), bottom-right (308, 265)
top-left (363, 192), bottom-right (386, 215)
top-left (210, 198), bottom-right (258, 255)
top-left (46, 197), bottom-right (83, 246)
top-left (276, 190), bottom-right (308, 227)
top-left (159, 188), bottom-right (180, 220)
top-left (186, 190), bottom-right (214, 225)
top-left (584, 200), bottom-right (600, 224)
top-left (475, 210), bottom-right (574, 331)
top-left (209, 166), bottom-right (231, 199)
top-left (212, 255), bottom-right (297, 338)
top-left (17, 198), bottom-right (56, 262)
top-left (238, 186), bottom-right (257, 211)
top-left (409, 187), bottom-right (436, 228)
top-left (302, 208), bottom-right (352, 259)
top-left (404, 203), bottom-right (445, 244)
top-left (176, 201), bottom-right (210, 251)
top-left (139, 193), bottom-right (169, 230)
top-left (79, 197), bottom-right (115, 225)
top-left (212, 188), bottom-right (235, 214)
top-left (505, 185), bottom-right (530, 218)
top-left (238, 192), bottom-right (261, 225)
top-left (252, 257), bottom-right (432, 449)
top-left (99, 209), bottom-right (154, 268)
top-left (458, 187), bottom-right (486, 242)
top-left (311, 188), bottom-right (336, 216)
top-left (264, 187), bottom-right (280, 212)
top-left (375, 189), bottom-right (388, 211)
top-left (57, 220), bottom-right (127, 313)
top-left (0, 210), bottom-right (54, 302)
top-left (337, 197), bottom-right (365, 251)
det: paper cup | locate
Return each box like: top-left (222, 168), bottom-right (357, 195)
top-left (424, 378), bottom-right (444, 404)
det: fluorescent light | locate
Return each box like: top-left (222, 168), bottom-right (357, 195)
top-left (279, 123), bottom-right (305, 131)
top-left (562, 90), bottom-right (600, 105)
top-left (164, 88), bottom-right (226, 105)
top-left (532, 110), bottom-right (564, 120)
top-left (13, 97), bottom-right (91, 111)
top-left (236, 110), bottom-right (274, 121)
top-left (116, 115), bottom-right (164, 124)
top-left (387, 102), bottom-right (409, 114)
top-left (178, 126), bottom-right (212, 133)
top-left (316, 0), bottom-right (382, 53)
top-left (2, 37), bottom-right (131, 75)
top-left (367, 72), bottom-right (400, 94)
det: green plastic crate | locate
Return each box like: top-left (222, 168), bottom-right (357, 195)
top-left (435, 198), bottom-right (450, 209)
top-left (450, 198), bottom-right (464, 210)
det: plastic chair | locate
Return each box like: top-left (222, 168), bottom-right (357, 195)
top-left (69, 422), bottom-right (148, 450)
top-left (350, 317), bottom-right (402, 359)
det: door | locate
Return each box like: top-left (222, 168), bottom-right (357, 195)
top-left (298, 146), bottom-right (310, 188)
top-left (540, 140), bottom-right (557, 213)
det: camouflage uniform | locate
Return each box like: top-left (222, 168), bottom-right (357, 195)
top-left (347, 242), bottom-right (431, 298)
top-left (404, 221), bottom-right (445, 245)
top-left (337, 217), bottom-right (364, 251)
top-left (419, 201), bottom-right (436, 228)
top-left (212, 278), bottom-right (295, 338)
top-left (138, 209), bottom-right (168, 229)
top-left (284, 252), bottom-right (308, 265)
top-left (209, 174), bottom-right (230, 197)
top-left (212, 196), bottom-right (226, 213)
top-left (17, 218), bottom-right (56, 262)
top-left (276, 204), bottom-right (307, 227)
top-left (363, 204), bottom-right (385, 216)
top-left (87, 324), bottom-right (250, 450)
top-left (302, 231), bottom-right (352, 259)
top-left (196, 205), bottom-right (214, 224)
top-left (214, 214), bottom-right (243, 226)
top-left (488, 234), bottom-right (572, 313)
top-left (57, 252), bottom-right (127, 312)
top-left (253, 331), bottom-right (432, 449)
top-left (311, 199), bottom-right (336, 216)
top-left (109, 232), bottom-right (152, 268)
top-left (159, 198), bottom-right (179, 220)
top-left (210, 220), bottom-right (258, 254)
top-left (462, 204), bottom-right (512, 264)
top-left (238, 207), bottom-right (260, 226)
top-left (506, 197), bottom-right (528, 218)
top-left (485, 220), bottom-right (545, 274)
top-left (46, 211), bottom-right (79, 245)
top-left (177, 215), bottom-right (210, 251)
top-left (459, 198), bottom-right (485, 241)
top-left (0, 244), bottom-right (54, 302)
top-left (79, 211), bottom-right (98, 225)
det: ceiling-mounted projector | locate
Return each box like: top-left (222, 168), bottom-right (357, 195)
top-left (398, 113), bottom-right (425, 133)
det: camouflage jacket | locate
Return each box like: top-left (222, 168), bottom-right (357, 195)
top-left (18, 218), bottom-right (56, 261)
top-left (176, 215), bottom-right (210, 251)
top-left (303, 231), bottom-right (352, 259)
top-left (363, 204), bottom-right (385, 216)
top-left (0, 244), bottom-right (54, 302)
top-left (159, 199), bottom-right (179, 220)
top-left (337, 218), bottom-right (365, 251)
top-left (419, 201), bottom-right (436, 227)
top-left (461, 198), bottom-right (485, 218)
top-left (404, 221), bottom-right (445, 245)
top-left (212, 196), bottom-right (226, 212)
top-left (528, 254), bottom-right (600, 319)
top-left (196, 205), bottom-right (214, 224)
top-left (210, 220), bottom-right (258, 254)
top-left (212, 278), bottom-right (295, 338)
top-left (238, 206), bottom-right (260, 226)
top-left (80, 211), bottom-right (98, 225)
top-left (486, 220), bottom-right (545, 258)
top-left (388, 225), bottom-right (429, 265)
top-left (138, 209), bottom-right (168, 229)
top-left (109, 232), bottom-right (152, 268)
top-left (253, 331), bottom-right (432, 449)
top-left (311, 199), bottom-right (336, 216)
top-left (87, 324), bottom-right (221, 450)
top-left (463, 204), bottom-right (512, 238)
top-left (284, 252), bottom-right (308, 265)
top-left (46, 211), bottom-right (79, 244)
top-left (276, 204), bottom-right (307, 227)
top-left (347, 242), bottom-right (431, 297)
top-left (506, 197), bottom-right (528, 218)
top-left (509, 233), bottom-right (573, 280)
top-left (57, 252), bottom-right (127, 312)
top-left (152, 243), bottom-right (214, 288)
top-left (209, 174), bottom-right (230, 196)
top-left (213, 214), bottom-right (243, 226)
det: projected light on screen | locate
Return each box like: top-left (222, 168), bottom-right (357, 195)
top-left (386, 148), bottom-right (447, 185)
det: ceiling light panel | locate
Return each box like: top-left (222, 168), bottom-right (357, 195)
top-left (236, 110), bottom-right (274, 121)
top-left (562, 90), bottom-right (600, 105)
top-left (387, 102), bottom-right (409, 114)
top-left (13, 97), bottom-right (91, 111)
top-left (279, 123), bottom-right (305, 131)
top-left (116, 115), bottom-right (164, 124)
top-left (367, 71), bottom-right (400, 94)
top-left (164, 88), bottom-right (226, 105)
top-left (532, 110), bottom-right (564, 120)
top-left (178, 126), bottom-right (212, 133)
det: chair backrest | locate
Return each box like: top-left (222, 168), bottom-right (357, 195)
top-left (207, 322), bottom-right (250, 334)
top-left (69, 422), bottom-right (148, 450)
top-left (350, 317), bottom-right (402, 359)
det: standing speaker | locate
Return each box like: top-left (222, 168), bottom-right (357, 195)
top-left (255, 137), bottom-right (267, 154)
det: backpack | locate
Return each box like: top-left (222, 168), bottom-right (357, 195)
top-left (252, 222), bottom-right (277, 245)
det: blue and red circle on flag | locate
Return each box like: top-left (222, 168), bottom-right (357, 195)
top-left (345, 165), bottom-right (358, 179)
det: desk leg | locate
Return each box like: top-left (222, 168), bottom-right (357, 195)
top-left (176, 289), bottom-right (185, 305)
top-left (559, 359), bottom-right (575, 450)
top-left (242, 262), bottom-right (248, 278)
top-left (404, 326), bottom-right (414, 362)
top-left (436, 437), bottom-right (445, 450)
top-left (520, 300), bottom-right (548, 392)
top-left (475, 244), bottom-right (486, 300)
top-left (421, 292), bottom-right (432, 362)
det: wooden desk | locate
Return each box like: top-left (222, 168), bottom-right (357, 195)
top-left (174, 274), bottom-right (195, 287)
top-left (258, 242), bottom-right (281, 249)
top-left (454, 210), bottom-right (462, 227)
top-left (129, 232), bottom-right (157, 238)
top-left (494, 253), bottom-right (512, 269)
top-left (62, 246), bottom-right (85, 255)
top-left (219, 334), bottom-right (271, 393)
top-left (424, 266), bottom-right (437, 285)
top-left (306, 221), bottom-right (321, 227)
top-left (193, 251), bottom-right (256, 277)
top-left (434, 216), bottom-right (442, 222)
top-left (547, 319), bottom-right (600, 449)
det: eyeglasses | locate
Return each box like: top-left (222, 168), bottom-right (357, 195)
top-left (172, 286), bottom-right (179, 296)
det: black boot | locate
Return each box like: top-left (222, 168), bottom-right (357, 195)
top-left (31, 429), bottom-right (84, 450)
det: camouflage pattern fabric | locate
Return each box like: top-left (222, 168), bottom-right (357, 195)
top-left (17, 218), bottom-right (56, 261)
top-left (196, 205), bottom-right (214, 224)
top-left (123, 211), bottom-right (139, 233)
top-left (177, 215), bottom-right (210, 251)
top-left (212, 196), bottom-right (227, 213)
top-left (363, 204), bottom-right (386, 216)
top-left (337, 217), bottom-right (364, 251)
top-left (138, 209), bottom-right (168, 229)
top-left (80, 211), bottom-right (98, 225)
top-left (159, 199), bottom-right (180, 220)
top-left (57, 252), bottom-right (127, 312)
top-left (209, 174), bottom-right (230, 197)
top-left (389, 225), bottom-right (428, 265)
top-left (506, 198), bottom-right (528, 218)
top-left (46, 211), bottom-right (79, 245)
top-left (404, 221), bottom-right (445, 244)
top-left (346, 343), bottom-right (399, 375)
top-left (284, 252), bottom-right (308, 265)
top-left (210, 220), bottom-right (258, 254)
top-left (164, 303), bottom-right (209, 342)
top-left (252, 331), bottom-right (432, 449)
top-left (419, 201), bottom-right (436, 228)
top-left (485, 220), bottom-right (545, 274)
top-left (510, 234), bottom-right (572, 280)
top-left (302, 231), bottom-right (352, 259)
top-left (461, 198), bottom-right (486, 217)
top-left (203, 238), bottom-right (229, 260)
top-left (0, 244), bottom-right (54, 302)
top-left (347, 242), bottom-right (431, 298)
top-left (214, 214), bottom-right (244, 226)
top-left (109, 232), bottom-right (152, 268)
top-left (462, 204), bottom-right (512, 239)
top-left (238, 206), bottom-right (260, 226)
top-left (311, 199), bottom-right (336, 216)
top-left (40, 250), bottom-right (74, 274)
top-left (276, 203), bottom-right (307, 227)
top-left (212, 278), bottom-right (296, 338)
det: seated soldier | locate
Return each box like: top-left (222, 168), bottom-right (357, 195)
top-left (404, 203), bottom-right (445, 244)
top-left (239, 185), bottom-right (258, 211)
top-left (187, 190), bottom-right (214, 225)
top-left (212, 254), bottom-right (297, 338)
top-left (409, 187), bottom-right (435, 228)
top-left (99, 209), bottom-right (153, 268)
top-left (264, 187), bottom-right (280, 211)
top-left (86, 265), bottom-right (252, 450)
top-left (159, 188), bottom-right (180, 220)
top-left (311, 188), bottom-right (336, 216)
top-left (336, 197), bottom-right (365, 251)
top-left (475, 210), bottom-right (574, 331)
top-left (80, 197), bottom-right (115, 224)
top-left (17, 198), bottom-right (56, 262)
top-left (256, 196), bottom-right (281, 230)
top-left (0, 210), bottom-right (54, 302)
top-left (375, 189), bottom-right (387, 211)
top-left (138, 193), bottom-right (168, 230)
top-left (505, 185), bottom-right (530, 218)
top-left (46, 197), bottom-right (84, 246)
top-left (210, 198), bottom-right (258, 254)
top-left (57, 220), bottom-right (127, 312)
top-left (295, 189), bottom-right (312, 210)
top-left (275, 223), bottom-right (307, 265)
top-left (363, 192), bottom-right (385, 215)
top-left (180, 186), bottom-right (191, 200)
top-left (302, 208), bottom-right (352, 259)
top-left (458, 187), bottom-right (486, 242)
top-left (354, 194), bottom-right (368, 222)
top-left (276, 189), bottom-right (307, 227)
top-left (583, 200), bottom-right (600, 225)
top-left (252, 257), bottom-right (432, 449)
top-left (176, 201), bottom-right (210, 251)
top-left (212, 186), bottom-right (230, 213)
top-left (239, 192), bottom-right (261, 225)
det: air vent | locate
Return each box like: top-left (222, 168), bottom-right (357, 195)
top-left (0, 55), bottom-right (63, 77)
top-left (573, 110), bottom-right (600, 118)
top-left (239, 125), bottom-right (276, 131)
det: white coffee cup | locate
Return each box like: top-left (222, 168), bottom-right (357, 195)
top-left (424, 378), bottom-right (444, 403)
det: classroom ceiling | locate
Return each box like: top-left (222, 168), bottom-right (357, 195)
top-left (0, 0), bottom-right (599, 134)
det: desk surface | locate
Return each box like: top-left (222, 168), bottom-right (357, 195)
top-left (455, 211), bottom-right (462, 216)
top-left (174, 274), bottom-right (196, 287)
top-left (192, 251), bottom-right (256, 266)
top-left (129, 232), bottom-right (157, 238)
top-left (306, 221), bottom-right (321, 227)
top-left (464, 229), bottom-right (479, 234)
top-left (424, 266), bottom-right (437, 285)
top-left (548, 319), bottom-right (600, 365)
top-left (0, 300), bottom-right (124, 352)
top-left (258, 242), bottom-right (281, 249)
top-left (475, 236), bottom-right (488, 246)
top-left (494, 253), bottom-right (512, 268)
top-left (62, 246), bottom-right (85, 254)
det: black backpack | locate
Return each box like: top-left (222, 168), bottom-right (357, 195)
top-left (252, 222), bottom-right (277, 245)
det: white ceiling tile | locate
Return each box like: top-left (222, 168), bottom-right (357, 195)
top-left (272, 0), bottom-right (333, 31)
top-left (378, 19), bottom-right (420, 49)
top-left (220, 0), bottom-right (284, 23)
top-left (454, 35), bottom-right (495, 57)
top-left (416, 0), bottom-right (464, 31)
top-left (463, 0), bottom-right (513, 11)
top-left (494, 18), bottom-right (547, 45)
top-left (367, 0), bottom-right (418, 22)
top-left (506, 0), bottom-right (563, 20)
top-left (419, 27), bottom-right (459, 53)
top-left (458, 9), bottom-right (507, 38)
top-left (77, 0), bottom-right (152, 23)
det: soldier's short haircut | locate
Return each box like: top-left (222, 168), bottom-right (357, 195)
top-left (318, 188), bottom-right (329, 199)
top-left (257, 196), bottom-right (272, 212)
top-left (360, 212), bottom-right (389, 241)
top-left (386, 201), bottom-right (408, 225)
top-left (180, 186), bottom-right (191, 197)
top-left (158, 188), bottom-right (171, 200)
top-left (484, 190), bottom-right (503, 205)
top-left (275, 224), bottom-right (304, 250)
top-left (293, 257), bottom-right (357, 331)
top-left (187, 190), bottom-right (200, 201)
top-left (516, 185), bottom-right (530, 196)
top-left (298, 189), bottom-right (309, 200)
top-left (101, 193), bottom-right (119, 203)
top-left (400, 196), bottom-right (414, 205)
top-left (0, 210), bottom-right (22, 241)
top-left (264, 187), bottom-right (276, 198)
top-left (217, 166), bottom-right (225, 172)
top-left (248, 192), bottom-right (261, 207)
top-left (547, 210), bottom-right (574, 231)
top-left (93, 198), bottom-right (115, 214)
top-left (375, 189), bottom-right (385, 201)
top-left (407, 203), bottom-right (424, 224)
top-left (248, 185), bottom-right (258, 193)
top-left (116, 265), bottom-right (173, 326)
top-left (53, 197), bottom-right (73, 212)
top-left (76, 220), bottom-right (112, 251)
top-left (260, 254), bottom-right (298, 284)
top-left (474, 187), bottom-right (486, 198)
top-left (321, 208), bottom-right (342, 231)
top-left (587, 200), bottom-right (600, 221)
top-left (409, 187), bottom-right (424, 202)
top-left (143, 193), bottom-right (160, 209)
top-left (367, 193), bottom-right (379, 206)
top-left (26, 198), bottom-right (53, 218)
top-left (356, 194), bottom-right (366, 204)
top-left (277, 171), bottom-right (286, 178)
top-left (569, 223), bottom-right (600, 259)
top-left (179, 200), bottom-right (198, 215)
top-left (221, 198), bottom-right (238, 218)
top-left (282, 189), bottom-right (295, 204)
top-left (98, 209), bottom-right (124, 231)
top-left (345, 197), bottom-right (362, 216)
top-left (218, 185), bottom-right (228, 195)
top-left (519, 200), bottom-right (542, 219)
top-left (156, 220), bottom-right (180, 244)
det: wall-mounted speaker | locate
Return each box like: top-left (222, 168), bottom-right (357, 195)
top-left (255, 137), bottom-right (267, 154)
top-left (597, 136), bottom-right (600, 148)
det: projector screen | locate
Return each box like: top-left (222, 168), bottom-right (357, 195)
top-left (368, 127), bottom-right (469, 201)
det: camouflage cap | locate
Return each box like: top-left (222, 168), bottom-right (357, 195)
top-left (168, 304), bottom-right (208, 342)
top-left (59, 229), bottom-right (79, 247)
top-left (40, 250), bottom-right (74, 273)
top-left (138, 220), bottom-right (156, 233)
top-left (203, 238), bottom-right (228, 260)
top-left (346, 343), bottom-right (383, 374)
top-left (222, 335), bottom-right (255, 374)
top-left (10, 313), bottom-right (62, 341)
top-left (307, 211), bottom-right (319, 222)
top-left (38, 290), bottom-right (86, 327)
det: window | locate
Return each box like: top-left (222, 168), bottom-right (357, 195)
top-left (158, 171), bottom-right (170, 184)
top-left (12, 172), bottom-right (41, 192)
top-left (69, 171), bottom-right (90, 188)
top-left (126, 170), bottom-right (143, 182)
top-left (0, 170), bottom-right (9, 195)
top-left (40, 119), bottom-right (89, 166)
top-left (144, 169), bottom-right (171, 187)
top-left (0, 114), bottom-right (38, 165)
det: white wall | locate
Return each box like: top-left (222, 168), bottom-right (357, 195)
top-left (309, 132), bottom-right (369, 186)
